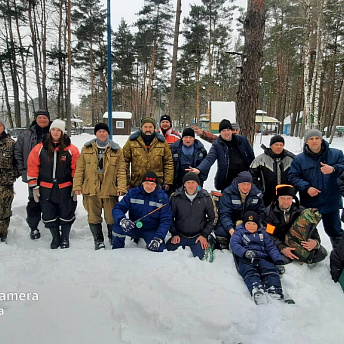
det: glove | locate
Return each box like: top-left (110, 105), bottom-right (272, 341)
top-left (147, 237), bottom-right (164, 251)
top-left (119, 218), bottom-right (136, 232)
top-left (276, 265), bottom-right (285, 275)
top-left (33, 186), bottom-right (40, 203)
top-left (244, 250), bottom-right (256, 260)
top-left (71, 191), bottom-right (77, 201)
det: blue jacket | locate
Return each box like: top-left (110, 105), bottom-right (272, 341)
top-left (112, 185), bottom-right (172, 240)
top-left (288, 141), bottom-right (344, 213)
top-left (171, 139), bottom-right (207, 189)
top-left (196, 135), bottom-right (254, 191)
top-left (217, 180), bottom-right (265, 231)
top-left (230, 225), bottom-right (284, 264)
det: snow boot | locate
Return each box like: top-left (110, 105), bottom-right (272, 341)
top-left (107, 224), bottom-right (113, 245)
top-left (30, 228), bottom-right (41, 240)
top-left (89, 223), bottom-right (105, 250)
top-left (0, 233), bottom-right (7, 243)
top-left (216, 236), bottom-right (229, 250)
top-left (252, 284), bottom-right (267, 305)
top-left (49, 226), bottom-right (61, 249)
top-left (60, 224), bottom-right (71, 249)
top-left (267, 286), bottom-right (284, 301)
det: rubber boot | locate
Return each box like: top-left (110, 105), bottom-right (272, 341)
top-left (107, 224), bottom-right (113, 245)
top-left (60, 224), bottom-right (71, 249)
top-left (49, 226), bottom-right (61, 249)
top-left (89, 223), bottom-right (105, 250)
top-left (30, 228), bottom-right (41, 240)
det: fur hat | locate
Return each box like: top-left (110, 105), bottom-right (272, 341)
top-left (182, 128), bottom-right (195, 138)
top-left (94, 122), bottom-right (110, 135)
top-left (275, 184), bottom-right (296, 198)
top-left (182, 172), bottom-right (200, 185)
top-left (270, 135), bottom-right (285, 146)
top-left (141, 117), bottom-right (156, 128)
top-left (304, 129), bottom-right (322, 142)
top-left (142, 171), bottom-right (158, 184)
top-left (244, 211), bottom-right (259, 226)
top-left (50, 119), bottom-right (66, 134)
top-left (219, 119), bottom-right (233, 133)
top-left (160, 115), bottom-right (172, 125)
top-left (35, 110), bottom-right (50, 120)
top-left (236, 171), bottom-right (252, 184)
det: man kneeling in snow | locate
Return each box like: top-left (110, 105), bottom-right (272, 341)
top-left (112, 171), bottom-right (172, 251)
top-left (166, 172), bottom-right (217, 259)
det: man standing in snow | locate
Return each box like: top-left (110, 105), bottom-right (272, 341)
top-left (14, 109), bottom-right (51, 240)
top-left (73, 123), bottom-right (127, 250)
top-left (289, 129), bottom-right (344, 248)
top-left (158, 114), bottom-right (181, 146)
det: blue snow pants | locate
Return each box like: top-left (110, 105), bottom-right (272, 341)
top-left (165, 236), bottom-right (205, 259)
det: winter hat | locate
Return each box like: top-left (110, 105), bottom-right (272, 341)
top-left (35, 109), bottom-right (50, 120)
top-left (0, 117), bottom-right (5, 130)
top-left (304, 129), bottom-right (322, 142)
top-left (270, 135), bottom-right (285, 146)
top-left (236, 171), bottom-right (252, 184)
top-left (275, 184), bottom-right (296, 198)
top-left (141, 117), bottom-right (156, 128)
top-left (182, 128), bottom-right (195, 138)
top-left (142, 171), bottom-right (158, 184)
top-left (182, 172), bottom-right (200, 185)
top-left (160, 115), bottom-right (172, 125)
top-left (243, 211), bottom-right (260, 226)
top-left (219, 119), bottom-right (233, 133)
top-left (50, 119), bottom-right (66, 134)
top-left (94, 122), bottom-right (110, 135)
top-left (232, 123), bottom-right (240, 130)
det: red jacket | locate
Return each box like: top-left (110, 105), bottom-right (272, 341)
top-left (158, 127), bottom-right (181, 146)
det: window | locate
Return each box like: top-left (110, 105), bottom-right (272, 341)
top-left (116, 121), bottom-right (124, 129)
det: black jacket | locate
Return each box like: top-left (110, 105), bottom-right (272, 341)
top-left (170, 187), bottom-right (217, 238)
top-left (330, 236), bottom-right (344, 282)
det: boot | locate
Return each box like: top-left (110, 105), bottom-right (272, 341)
top-left (252, 284), bottom-right (268, 305)
top-left (0, 232), bottom-right (7, 243)
top-left (30, 228), bottom-right (41, 240)
top-left (60, 224), bottom-right (71, 249)
top-left (330, 236), bottom-right (342, 249)
top-left (89, 223), bottom-right (105, 250)
top-left (216, 236), bottom-right (229, 250)
top-left (49, 226), bottom-right (60, 249)
top-left (107, 224), bottom-right (113, 245)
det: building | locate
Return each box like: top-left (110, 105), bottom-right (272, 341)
top-left (103, 112), bottom-right (132, 135)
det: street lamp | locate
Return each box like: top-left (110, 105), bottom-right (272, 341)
top-left (259, 78), bottom-right (267, 144)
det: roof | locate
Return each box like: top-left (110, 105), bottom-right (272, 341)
top-left (255, 115), bottom-right (281, 124)
top-left (103, 112), bottom-right (132, 119)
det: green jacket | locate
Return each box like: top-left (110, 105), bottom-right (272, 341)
top-left (0, 131), bottom-right (19, 186)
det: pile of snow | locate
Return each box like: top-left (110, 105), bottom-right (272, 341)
top-left (1, 133), bottom-right (344, 344)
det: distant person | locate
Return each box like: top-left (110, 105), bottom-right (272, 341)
top-left (123, 117), bottom-right (174, 191)
top-left (0, 118), bottom-right (20, 243)
top-left (166, 172), bottom-right (217, 259)
top-left (112, 172), bottom-right (172, 251)
top-left (170, 127), bottom-right (207, 191)
top-left (14, 109), bottom-right (51, 240)
top-left (231, 123), bottom-right (240, 135)
top-left (158, 115), bottom-right (181, 146)
top-left (289, 129), bottom-right (344, 248)
top-left (250, 135), bottom-right (295, 206)
top-left (188, 119), bottom-right (254, 192)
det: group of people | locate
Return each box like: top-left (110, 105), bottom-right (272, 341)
top-left (1, 111), bottom-right (344, 304)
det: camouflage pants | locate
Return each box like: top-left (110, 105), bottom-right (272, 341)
top-left (0, 185), bottom-right (14, 237)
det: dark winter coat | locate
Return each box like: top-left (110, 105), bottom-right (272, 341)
top-left (230, 224), bottom-right (284, 264)
top-left (265, 201), bottom-right (321, 251)
top-left (196, 135), bottom-right (255, 191)
top-left (288, 140), bottom-right (344, 213)
top-left (0, 131), bottom-right (19, 186)
top-left (217, 179), bottom-right (265, 232)
top-left (112, 185), bottom-right (172, 240)
top-left (171, 139), bottom-right (207, 190)
top-left (14, 121), bottom-right (51, 182)
top-left (250, 145), bottom-right (295, 206)
top-left (330, 235), bottom-right (344, 282)
top-left (170, 187), bottom-right (217, 238)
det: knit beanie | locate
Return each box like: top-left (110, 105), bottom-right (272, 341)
top-left (142, 171), bottom-right (158, 184)
top-left (304, 129), bottom-right (322, 142)
top-left (0, 117), bottom-right (5, 130)
top-left (50, 119), bottom-right (66, 133)
top-left (219, 119), bottom-right (233, 133)
top-left (141, 117), bottom-right (156, 128)
top-left (94, 122), bottom-right (110, 135)
top-left (236, 171), bottom-right (252, 184)
top-left (182, 128), bottom-right (195, 138)
top-left (35, 110), bottom-right (50, 120)
top-left (270, 135), bottom-right (285, 146)
top-left (232, 123), bottom-right (239, 130)
top-left (243, 211), bottom-right (260, 226)
top-left (182, 172), bottom-right (200, 185)
top-left (275, 184), bottom-right (296, 198)
top-left (160, 115), bottom-right (172, 125)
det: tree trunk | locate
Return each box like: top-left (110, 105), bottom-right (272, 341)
top-left (66, 0), bottom-right (72, 134)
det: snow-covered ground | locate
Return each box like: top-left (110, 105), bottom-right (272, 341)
top-left (1, 132), bottom-right (344, 344)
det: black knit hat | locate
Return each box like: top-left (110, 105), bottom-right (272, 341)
top-left (94, 122), bottom-right (110, 135)
top-left (142, 171), bottom-right (158, 184)
top-left (270, 135), bottom-right (285, 146)
top-left (35, 109), bottom-right (50, 120)
top-left (219, 119), bottom-right (232, 133)
top-left (160, 115), bottom-right (172, 125)
top-left (182, 128), bottom-right (195, 138)
top-left (244, 211), bottom-right (260, 226)
top-left (236, 171), bottom-right (252, 184)
top-left (276, 184), bottom-right (296, 198)
top-left (182, 172), bottom-right (200, 185)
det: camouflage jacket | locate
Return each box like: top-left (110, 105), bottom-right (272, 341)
top-left (0, 131), bottom-right (19, 186)
top-left (123, 131), bottom-right (174, 188)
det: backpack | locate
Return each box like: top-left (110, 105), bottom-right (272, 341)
top-left (284, 208), bottom-right (322, 263)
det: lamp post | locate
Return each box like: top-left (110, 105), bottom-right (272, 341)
top-left (259, 78), bottom-right (266, 144)
top-left (158, 80), bottom-right (164, 123)
top-left (107, 0), bottom-right (112, 139)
